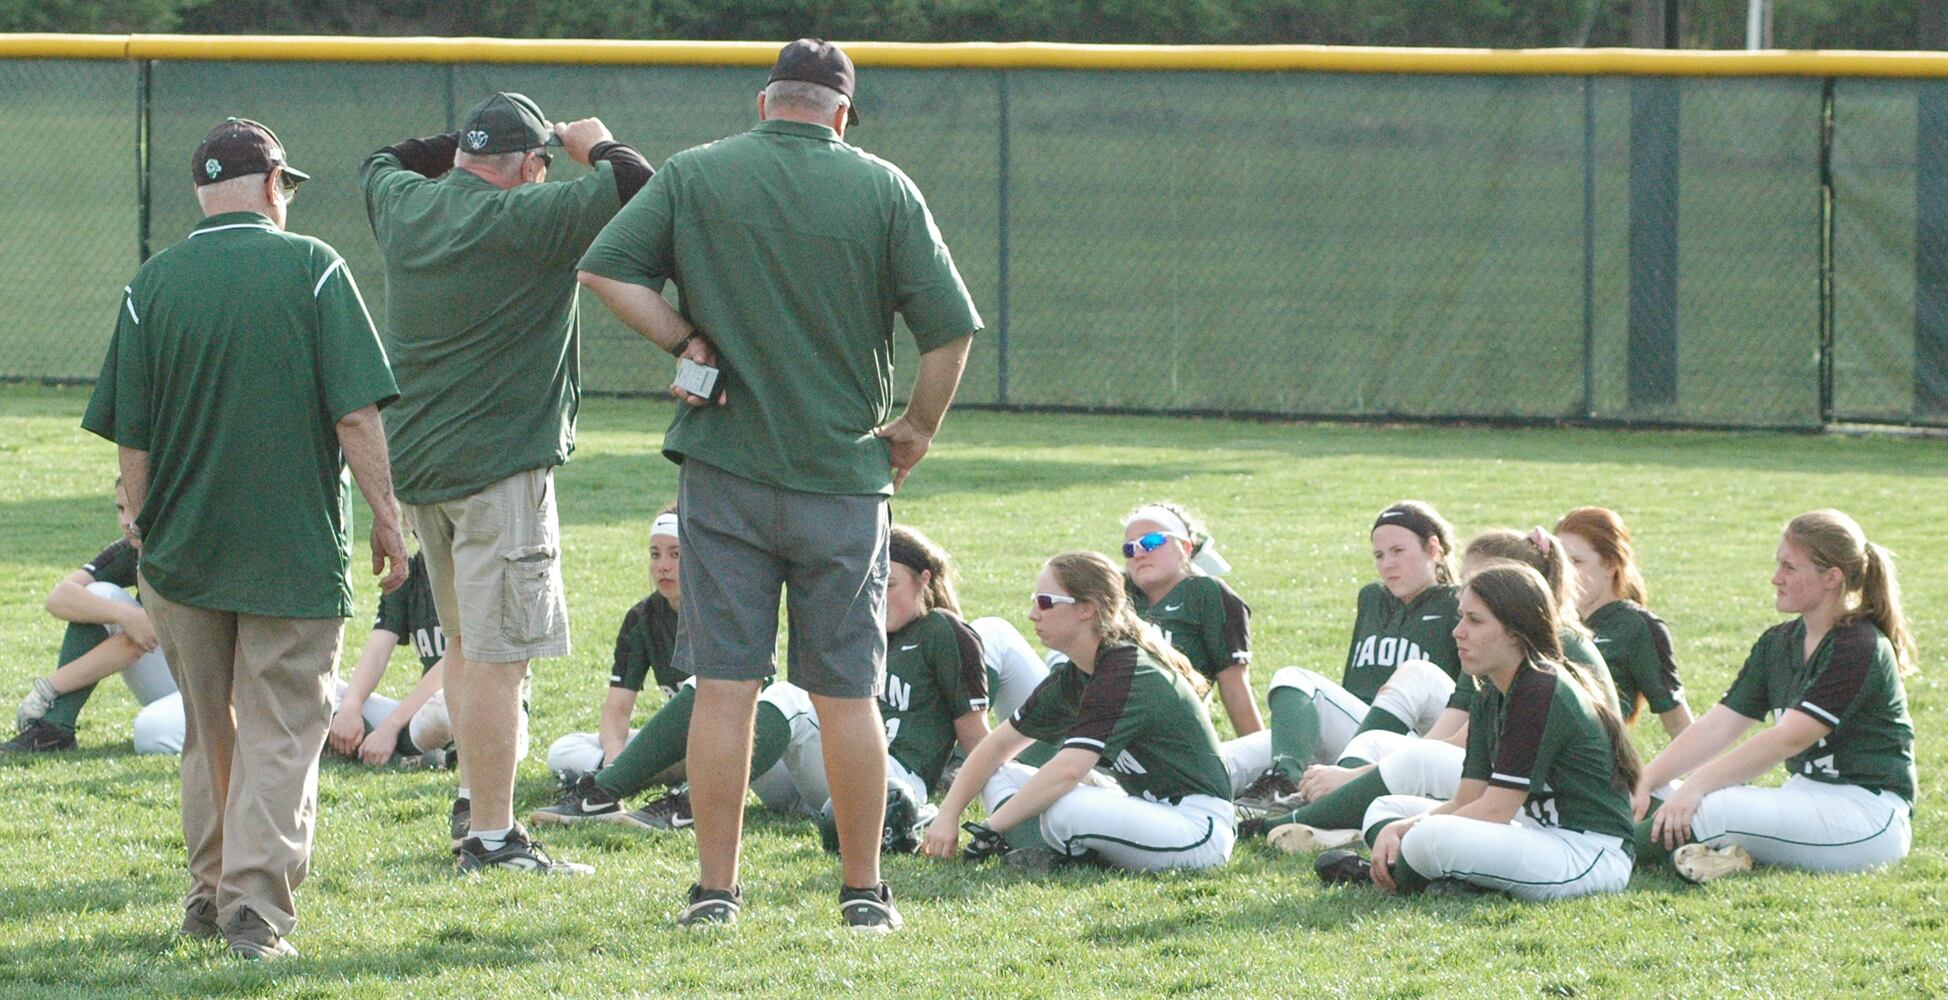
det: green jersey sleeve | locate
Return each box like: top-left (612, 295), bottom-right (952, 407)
top-left (81, 286), bottom-right (153, 450)
top-left (610, 599), bottom-right (654, 693)
top-left (373, 579), bottom-right (408, 637)
top-left (1204, 578), bottom-right (1251, 674)
top-left (1009, 665), bottom-right (1076, 744)
top-left (1635, 611), bottom-right (1685, 715)
top-left (309, 247), bottom-right (398, 421)
top-left (1061, 645), bottom-right (1147, 761)
top-left (1461, 689), bottom-right (1496, 784)
top-left (887, 168), bottom-right (982, 352)
top-left (1485, 667), bottom-right (1561, 792)
top-left (578, 162), bottom-right (677, 289)
top-left (931, 614), bottom-right (991, 719)
top-left (83, 539), bottom-right (139, 589)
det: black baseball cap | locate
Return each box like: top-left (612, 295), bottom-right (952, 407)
top-left (459, 92), bottom-right (564, 155)
top-left (768, 38), bottom-right (861, 126)
top-left (191, 118), bottom-right (309, 187)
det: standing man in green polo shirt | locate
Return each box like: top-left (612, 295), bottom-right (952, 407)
top-left (362, 92), bottom-right (653, 875)
top-left (579, 39), bottom-right (981, 931)
top-left (83, 118), bottom-right (407, 960)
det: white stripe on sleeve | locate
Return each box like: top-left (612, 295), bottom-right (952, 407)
top-left (1798, 701), bottom-right (1841, 726)
top-left (123, 287), bottom-right (138, 325)
top-left (313, 258), bottom-right (345, 298)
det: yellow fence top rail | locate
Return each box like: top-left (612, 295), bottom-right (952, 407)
top-left (6, 33), bottom-right (1948, 78)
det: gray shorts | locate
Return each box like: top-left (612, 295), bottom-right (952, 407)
top-left (674, 459), bottom-right (887, 699)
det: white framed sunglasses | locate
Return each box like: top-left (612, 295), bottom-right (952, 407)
top-left (1032, 592), bottom-right (1077, 611)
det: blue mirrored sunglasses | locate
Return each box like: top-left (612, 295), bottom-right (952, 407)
top-left (1122, 531), bottom-right (1180, 559)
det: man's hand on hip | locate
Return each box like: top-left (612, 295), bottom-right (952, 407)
top-left (554, 118), bottom-right (614, 167)
top-left (872, 415), bottom-right (936, 491)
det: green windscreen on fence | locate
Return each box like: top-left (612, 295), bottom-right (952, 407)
top-left (2, 55), bottom-right (1942, 429)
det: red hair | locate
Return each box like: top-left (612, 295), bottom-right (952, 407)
top-left (1555, 506), bottom-right (1649, 607)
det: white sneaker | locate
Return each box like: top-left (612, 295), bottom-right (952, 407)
top-left (1267, 823), bottom-right (1363, 855)
top-left (1673, 842), bottom-right (1754, 884)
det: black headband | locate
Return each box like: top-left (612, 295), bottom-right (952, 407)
top-left (1373, 506), bottom-right (1444, 545)
top-left (889, 538), bottom-right (930, 575)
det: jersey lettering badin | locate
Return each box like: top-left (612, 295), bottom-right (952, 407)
top-left (881, 673), bottom-right (912, 712)
top-left (1350, 635), bottom-right (1426, 671)
top-left (414, 626), bottom-right (447, 663)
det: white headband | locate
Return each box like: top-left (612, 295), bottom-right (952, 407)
top-left (1124, 505), bottom-right (1190, 540)
top-left (651, 512), bottom-right (680, 540)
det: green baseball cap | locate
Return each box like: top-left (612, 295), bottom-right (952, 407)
top-left (458, 92), bottom-right (563, 155)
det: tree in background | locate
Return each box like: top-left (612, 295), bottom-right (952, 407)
top-left (2, 0), bottom-right (1931, 50)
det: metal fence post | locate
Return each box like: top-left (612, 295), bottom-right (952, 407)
top-left (1818, 78), bottom-right (1836, 425)
top-left (137, 59), bottom-right (153, 264)
top-left (1582, 76), bottom-right (1597, 419)
top-left (996, 69), bottom-right (1011, 406)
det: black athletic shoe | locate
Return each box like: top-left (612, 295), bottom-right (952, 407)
top-left (455, 824), bottom-right (593, 875)
top-left (530, 774), bottom-right (626, 826)
top-left (1314, 848), bottom-right (1374, 887)
top-left (622, 787), bottom-right (693, 831)
top-left (1234, 768), bottom-right (1302, 812)
top-left (839, 881), bottom-right (904, 933)
top-left (676, 883), bottom-right (742, 929)
top-left (1, 719), bottom-right (76, 753)
top-left (180, 898), bottom-right (221, 940)
top-left (1233, 801), bottom-right (1297, 839)
top-left (450, 796), bottom-right (471, 853)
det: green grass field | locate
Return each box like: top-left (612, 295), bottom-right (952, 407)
top-left (0, 383), bottom-right (1942, 997)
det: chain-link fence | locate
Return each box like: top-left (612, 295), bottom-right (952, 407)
top-left (4, 46), bottom-right (1947, 429)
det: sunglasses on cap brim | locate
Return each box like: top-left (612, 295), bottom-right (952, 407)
top-left (1032, 592), bottom-right (1078, 611)
top-left (1122, 531), bottom-right (1184, 559)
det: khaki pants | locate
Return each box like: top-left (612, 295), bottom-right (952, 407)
top-left (141, 574), bottom-right (343, 938)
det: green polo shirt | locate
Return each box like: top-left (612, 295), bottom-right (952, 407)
top-left (578, 119), bottom-right (982, 496)
top-left (361, 154), bottom-right (623, 504)
top-left (82, 212), bottom-right (398, 618)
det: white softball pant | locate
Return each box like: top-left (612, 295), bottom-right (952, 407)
top-left (89, 582), bottom-right (177, 705)
top-left (746, 681), bottom-right (831, 817)
top-left (1689, 775), bottom-right (1912, 873)
top-left (981, 762), bottom-right (1234, 871)
top-left (1216, 662), bottom-right (1445, 794)
top-left (1367, 794), bottom-right (1632, 900)
top-left (971, 616), bottom-right (1049, 723)
top-left (129, 679), bottom-right (406, 757)
top-left (412, 686), bottom-right (525, 763)
top-left (544, 729), bottom-right (635, 781)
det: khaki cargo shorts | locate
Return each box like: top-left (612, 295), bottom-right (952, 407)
top-left (406, 467), bottom-right (569, 664)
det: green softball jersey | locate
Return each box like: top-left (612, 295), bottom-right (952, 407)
top-left (83, 212), bottom-right (399, 619)
top-left (1559, 627), bottom-right (1619, 714)
top-left (578, 119), bottom-right (983, 496)
top-left (372, 553), bottom-right (444, 671)
top-left (611, 592), bottom-right (682, 695)
top-left (882, 610), bottom-right (989, 793)
top-left (1012, 644), bottom-right (1232, 803)
top-left (1720, 618), bottom-right (1915, 804)
top-left (83, 539), bottom-right (139, 590)
top-left (1342, 582), bottom-right (1466, 709)
top-left (361, 154), bottom-right (623, 505)
top-left (1463, 661), bottom-right (1636, 853)
top-left (1128, 575), bottom-right (1251, 683)
top-left (1585, 600), bottom-right (1685, 717)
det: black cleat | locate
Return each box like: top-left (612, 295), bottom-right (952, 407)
top-left (839, 881), bottom-right (903, 933)
top-left (622, 787), bottom-right (693, 831)
top-left (1235, 767), bottom-right (1303, 812)
top-left (529, 774), bottom-right (627, 826)
top-left (676, 883), bottom-right (742, 929)
top-left (455, 823), bottom-right (592, 875)
top-left (1314, 848), bottom-right (1374, 887)
top-left (1, 719), bottom-right (76, 753)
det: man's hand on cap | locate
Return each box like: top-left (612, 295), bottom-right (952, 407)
top-left (555, 118), bottom-right (613, 167)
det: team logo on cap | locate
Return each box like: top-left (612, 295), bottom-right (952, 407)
top-left (205, 158), bottom-right (221, 180)
top-left (466, 130), bottom-right (489, 150)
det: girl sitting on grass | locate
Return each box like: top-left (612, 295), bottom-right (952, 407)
top-left (1635, 509), bottom-right (1915, 883)
top-left (922, 550), bottom-right (1234, 872)
top-left (1556, 506), bottom-right (1693, 737)
top-left (1313, 562), bottom-right (1640, 900)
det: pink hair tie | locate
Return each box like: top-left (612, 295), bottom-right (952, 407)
top-left (1528, 526), bottom-right (1553, 556)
